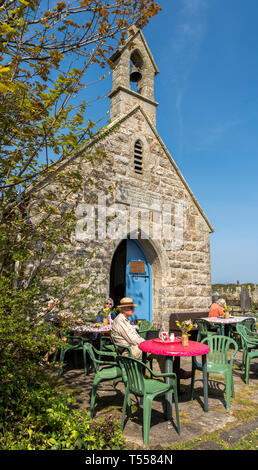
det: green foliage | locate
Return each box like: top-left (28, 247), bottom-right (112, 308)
top-left (0, 377), bottom-right (125, 450)
top-left (0, 0), bottom-right (161, 449)
top-left (0, 0), bottom-right (161, 191)
top-left (138, 319), bottom-right (161, 330)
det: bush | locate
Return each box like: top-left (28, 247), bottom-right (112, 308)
top-left (0, 377), bottom-right (125, 450)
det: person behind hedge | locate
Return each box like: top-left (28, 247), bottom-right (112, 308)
top-left (96, 298), bottom-right (117, 323)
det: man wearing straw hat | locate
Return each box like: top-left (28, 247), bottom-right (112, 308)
top-left (111, 297), bottom-right (144, 359)
top-left (112, 297), bottom-right (192, 385)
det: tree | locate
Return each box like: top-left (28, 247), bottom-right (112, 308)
top-left (0, 0), bottom-right (161, 446)
top-left (0, 0), bottom-right (161, 191)
top-left (0, 0), bottom-right (161, 303)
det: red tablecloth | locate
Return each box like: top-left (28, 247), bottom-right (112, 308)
top-left (139, 339), bottom-right (210, 357)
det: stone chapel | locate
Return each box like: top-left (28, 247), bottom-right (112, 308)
top-left (33, 27), bottom-right (214, 330)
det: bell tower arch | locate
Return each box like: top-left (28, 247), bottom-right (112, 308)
top-left (108, 27), bottom-right (159, 126)
top-left (130, 48), bottom-right (144, 93)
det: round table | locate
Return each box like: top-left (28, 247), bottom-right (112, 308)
top-left (75, 324), bottom-right (112, 334)
top-left (139, 339), bottom-right (210, 418)
top-left (202, 316), bottom-right (255, 336)
top-left (73, 324), bottom-right (112, 343)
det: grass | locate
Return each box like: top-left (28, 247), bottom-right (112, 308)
top-left (164, 429), bottom-right (258, 450)
top-left (233, 430), bottom-right (258, 450)
top-left (164, 419), bottom-right (258, 451)
top-left (179, 411), bottom-right (190, 424)
top-left (164, 391), bottom-right (258, 451)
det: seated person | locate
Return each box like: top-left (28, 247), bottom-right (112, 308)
top-left (209, 298), bottom-right (226, 317)
top-left (111, 297), bottom-right (144, 359)
top-left (96, 298), bottom-right (117, 323)
top-left (111, 297), bottom-right (191, 383)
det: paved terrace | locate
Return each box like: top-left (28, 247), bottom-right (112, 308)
top-left (57, 350), bottom-right (258, 450)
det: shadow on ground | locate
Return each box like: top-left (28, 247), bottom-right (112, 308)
top-left (50, 349), bottom-right (258, 450)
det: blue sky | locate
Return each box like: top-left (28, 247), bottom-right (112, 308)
top-left (143, 0), bottom-right (258, 284)
top-left (50, 0), bottom-right (258, 284)
top-left (95, 0), bottom-right (258, 285)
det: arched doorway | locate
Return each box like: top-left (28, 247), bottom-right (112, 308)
top-left (109, 239), bottom-right (126, 308)
top-left (110, 239), bottom-right (152, 322)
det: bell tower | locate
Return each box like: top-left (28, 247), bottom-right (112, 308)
top-left (108, 27), bottom-right (159, 127)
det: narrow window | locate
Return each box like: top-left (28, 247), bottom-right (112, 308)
top-left (134, 140), bottom-right (143, 174)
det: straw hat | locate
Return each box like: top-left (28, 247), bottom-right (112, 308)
top-left (117, 297), bottom-right (137, 308)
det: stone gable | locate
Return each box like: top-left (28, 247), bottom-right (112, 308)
top-left (29, 28), bottom-right (214, 329)
top-left (62, 106), bottom-right (213, 328)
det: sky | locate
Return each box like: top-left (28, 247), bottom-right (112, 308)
top-left (144, 0), bottom-right (258, 285)
top-left (89, 0), bottom-right (258, 285)
top-left (46, 0), bottom-right (258, 285)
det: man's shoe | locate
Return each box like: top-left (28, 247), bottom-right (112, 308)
top-left (179, 368), bottom-right (192, 379)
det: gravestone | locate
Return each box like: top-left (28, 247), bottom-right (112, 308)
top-left (240, 285), bottom-right (250, 313)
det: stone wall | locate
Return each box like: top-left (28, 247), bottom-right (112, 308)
top-left (31, 106), bottom-right (213, 330)
top-left (69, 108), bottom-right (212, 329)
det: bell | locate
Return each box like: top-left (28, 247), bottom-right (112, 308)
top-left (130, 65), bottom-right (142, 83)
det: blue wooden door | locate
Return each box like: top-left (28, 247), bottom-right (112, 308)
top-left (125, 239), bottom-right (152, 322)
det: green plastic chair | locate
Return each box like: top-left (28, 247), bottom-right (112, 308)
top-left (235, 323), bottom-right (258, 384)
top-left (117, 355), bottom-right (180, 445)
top-left (99, 333), bottom-right (133, 357)
top-left (58, 335), bottom-right (88, 377)
top-left (99, 333), bottom-right (116, 353)
top-left (240, 317), bottom-right (256, 332)
top-left (138, 321), bottom-right (153, 340)
top-left (100, 333), bottom-right (137, 355)
top-left (83, 342), bottom-right (123, 418)
top-left (112, 337), bottom-right (155, 372)
top-left (195, 318), bottom-right (221, 342)
top-left (190, 335), bottom-right (238, 411)
top-left (230, 317), bottom-right (256, 341)
top-left (111, 336), bottom-right (134, 356)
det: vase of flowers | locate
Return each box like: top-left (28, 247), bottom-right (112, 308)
top-left (222, 304), bottom-right (232, 319)
top-left (102, 308), bottom-right (111, 325)
top-left (176, 319), bottom-right (194, 346)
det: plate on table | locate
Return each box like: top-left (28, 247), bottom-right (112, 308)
top-left (152, 338), bottom-right (182, 344)
top-left (217, 316), bottom-right (234, 319)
